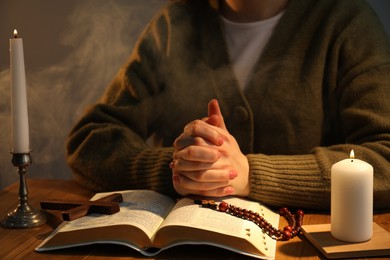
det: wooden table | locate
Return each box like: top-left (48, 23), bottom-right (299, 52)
top-left (0, 179), bottom-right (389, 259)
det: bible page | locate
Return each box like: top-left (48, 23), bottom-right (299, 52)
top-left (158, 197), bottom-right (279, 257)
top-left (58, 190), bottom-right (176, 240)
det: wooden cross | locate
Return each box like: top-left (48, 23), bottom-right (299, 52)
top-left (40, 193), bottom-right (123, 221)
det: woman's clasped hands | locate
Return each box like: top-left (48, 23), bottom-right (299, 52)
top-left (171, 99), bottom-right (250, 198)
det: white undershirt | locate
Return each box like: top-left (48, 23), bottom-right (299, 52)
top-left (221, 12), bottom-right (284, 90)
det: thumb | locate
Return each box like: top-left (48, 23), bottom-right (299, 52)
top-left (208, 99), bottom-right (227, 130)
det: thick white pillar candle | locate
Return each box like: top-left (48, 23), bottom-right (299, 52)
top-left (331, 150), bottom-right (373, 242)
top-left (10, 29), bottom-right (30, 153)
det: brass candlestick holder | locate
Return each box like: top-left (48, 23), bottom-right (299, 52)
top-left (1, 152), bottom-right (46, 228)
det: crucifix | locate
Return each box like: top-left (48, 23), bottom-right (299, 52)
top-left (40, 193), bottom-right (123, 221)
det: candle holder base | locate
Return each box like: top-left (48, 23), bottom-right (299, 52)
top-left (2, 203), bottom-right (46, 229)
top-left (301, 223), bottom-right (390, 259)
top-left (1, 152), bottom-right (46, 229)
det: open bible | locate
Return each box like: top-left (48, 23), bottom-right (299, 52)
top-left (36, 190), bottom-right (279, 259)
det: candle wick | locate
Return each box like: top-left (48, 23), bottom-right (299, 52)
top-left (351, 159), bottom-right (354, 162)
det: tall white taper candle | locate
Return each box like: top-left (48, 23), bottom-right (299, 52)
top-left (10, 29), bottom-right (30, 153)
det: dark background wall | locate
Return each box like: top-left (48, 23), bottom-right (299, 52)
top-left (0, 0), bottom-right (166, 189)
top-left (0, 0), bottom-right (389, 189)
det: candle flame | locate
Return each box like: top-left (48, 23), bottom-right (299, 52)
top-left (13, 29), bottom-right (18, 38)
top-left (350, 150), bottom-right (355, 161)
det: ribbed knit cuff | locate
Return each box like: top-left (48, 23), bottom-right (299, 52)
top-left (129, 147), bottom-right (178, 196)
top-left (121, 147), bottom-right (179, 196)
top-left (246, 154), bottom-right (330, 209)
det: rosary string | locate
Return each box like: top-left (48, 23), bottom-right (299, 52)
top-left (194, 199), bottom-right (304, 241)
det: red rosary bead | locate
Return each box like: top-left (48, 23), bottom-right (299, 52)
top-left (284, 225), bottom-right (293, 233)
top-left (296, 209), bottom-right (304, 216)
top-left (282, 230), bottom-right (292, 240)
top-left (279, 207), bottom-right (289, 216)
top-left (218, 201), bottom-right (229, 212)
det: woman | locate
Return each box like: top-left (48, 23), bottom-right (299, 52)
top-left (66, 0), bottom-right (390, 209)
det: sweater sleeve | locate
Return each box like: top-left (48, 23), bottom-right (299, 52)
top-left (247, 1), bottom-right (390, 210)
top-left (66, 8), bottom-right (178, 196)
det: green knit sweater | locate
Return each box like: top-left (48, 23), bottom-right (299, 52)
top-left (66, 0), bottom-right (390, 209)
